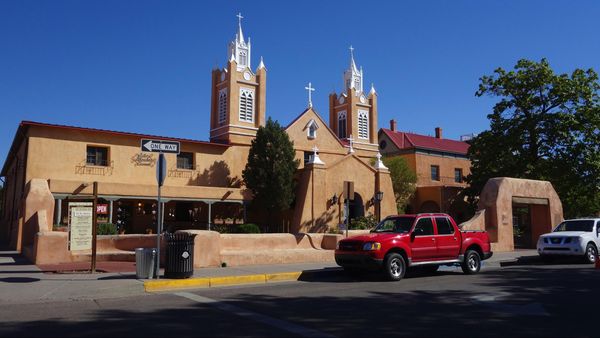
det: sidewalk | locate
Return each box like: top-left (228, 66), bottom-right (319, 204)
top-left (0, 249), bottom-right (538, 303)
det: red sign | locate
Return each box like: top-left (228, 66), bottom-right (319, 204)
top-left (96, 204), bottom-right (108, 214)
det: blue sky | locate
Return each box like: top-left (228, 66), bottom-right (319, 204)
top-left (1, 1), bottom-right (599, 167)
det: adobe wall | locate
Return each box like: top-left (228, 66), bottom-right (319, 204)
top-left (30, 230), bottom-right (343, 268)
top-left (26, 126), bottom-right (250, 189)
top-left (464, 177), bottom-right (563, 252)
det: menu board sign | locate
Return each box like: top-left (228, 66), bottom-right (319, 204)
top-left (68, 202), bottom-right (93, 251)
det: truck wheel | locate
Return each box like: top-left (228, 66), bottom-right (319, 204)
top-left (461, 250), bottom-right (481, 274)
top-left (584, 243), bottom-right (597, 264)
top-left (384, 253), bottom-right (406, 281)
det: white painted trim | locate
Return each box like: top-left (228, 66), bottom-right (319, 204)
top-left (236, 79), bottom-right (258, 86)
top-left (353, 141), bottom-right (378, 146)
top-left (211, 130), bottom-right (257, 139)
top-left (211, 124), bottom-right (259, 132)
top-left (356, 103), bottom-right (371, 108)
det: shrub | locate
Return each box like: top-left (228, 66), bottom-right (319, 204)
top-left (235, 223), bottom-right (261, 233)
top-left (349, 215), bottom-right (378, 230)
top-left (98, 223), bottom-right (117, 235)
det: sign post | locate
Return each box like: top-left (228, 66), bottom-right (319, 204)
top-left (141, 139), bottom-right (179, 279)
top-left (343, 181), bottom-right (354, 238)
top-left (91, 182), bottom-right (98, 273)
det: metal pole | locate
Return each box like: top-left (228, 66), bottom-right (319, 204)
top-left (208, 202), bottom-right (212, 231)
top-left (91, 182), bottom-right (98, 273)
top-left (108, 199), bottom-right (113, 224)
top-left (56, 199), bottom-right (62, 225)
top-left (156, 174), bottom-right (161, 279)
top-left (345, 194), bottom-right (349, 238)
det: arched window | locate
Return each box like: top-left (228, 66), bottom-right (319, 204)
top-left (358, 110), bottom-right (369, 139)
top-left (338, 111), bottom-right (347, 139)
top-left (239, 88), bottom-right (254, 122)
top-left (218, 88), bottom-right (227, 125)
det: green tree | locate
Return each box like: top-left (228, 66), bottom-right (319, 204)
top-left (467, 58), bottom-right (600, 218)
top-left (242, 118), bottom-right (300, 224)
top-left (382, 156), bottom-right (417, 213)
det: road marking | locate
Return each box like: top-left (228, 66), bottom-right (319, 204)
top-left (175, 292), bottom-right (334, 338)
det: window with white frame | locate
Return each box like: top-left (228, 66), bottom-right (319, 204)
top-left (358, 110), bottom-right (369, 139)
top-left (239, 88), bottom-right (254, 122)
top-left (218, 88), bottom-right (227, 125)
top-left (338, 111), bottom-right (347, 139)
top-left (239, 50), bottom-right (247, 67)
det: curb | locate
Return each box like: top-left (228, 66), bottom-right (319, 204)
top-left (144, 271), bottom-right (304, 292)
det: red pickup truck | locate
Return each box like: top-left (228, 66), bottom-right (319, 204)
top-left (335, 213), bottom-right (493, 281)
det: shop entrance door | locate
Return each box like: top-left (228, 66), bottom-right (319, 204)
top-left (512, 204), bottom-right (533, 248)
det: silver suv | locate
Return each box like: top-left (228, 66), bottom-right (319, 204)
top-left (537, 218), bottom-right (600, 263)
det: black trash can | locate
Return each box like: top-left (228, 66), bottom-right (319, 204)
top-left (164, 232), bottom-right (196, 279)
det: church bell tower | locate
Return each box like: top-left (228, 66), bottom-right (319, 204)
top-left (210, 13), bottom-right (267, 145)
top-left (329, 46), bottom-right (378, 153)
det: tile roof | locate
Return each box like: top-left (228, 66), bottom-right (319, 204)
top-left (380, 128), bottom-right (469, 155)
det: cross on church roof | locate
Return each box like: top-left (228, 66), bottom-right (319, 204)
top-left (305, 82), bottom-right (315, 108)
top-left (237, 12), bottom-right (244, 25)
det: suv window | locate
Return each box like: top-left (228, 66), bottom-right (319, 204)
top-left (435, 217), bottom-right (454, 235)
top-left (413, 218), bottom-right (434, 236)
top-left (554, 220), bottom-right (594, 232)
top-left (372, 217), bottom-right (415, 233)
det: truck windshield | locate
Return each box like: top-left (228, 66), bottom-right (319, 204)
top-left (553, 220), bottom-right (594, 232)
top-left (372, 217), bottom-right (415, 233)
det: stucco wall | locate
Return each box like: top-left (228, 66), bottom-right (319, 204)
top-left (478, 177), bottom-right (563, 252)
top-left (26, 126), bottom-right (250, 189)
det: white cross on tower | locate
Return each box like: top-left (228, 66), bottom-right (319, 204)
top-left (347, 134), bottom-right (355, 154)
top-left (236, 12), bottom-right (244, 25)
top-left (349, 45), bottom-right (354, 57)
top-left (305, 82), bottom-right (315, 108)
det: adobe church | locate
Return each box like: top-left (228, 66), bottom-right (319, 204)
top-left (0, 15), bottom-right (395, 252)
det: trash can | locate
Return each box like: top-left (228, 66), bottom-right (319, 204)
top-left (164, 232), bottom-right (196, 279)
top-left (135, 248), bottom-right (156, 279)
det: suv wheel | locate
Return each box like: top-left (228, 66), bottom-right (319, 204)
top-left (461, 250), bottom-right (481, 274)
top-left (584, 243), bottom-right (598, 264)
top-left (384, 253), bottom-right (406, 281)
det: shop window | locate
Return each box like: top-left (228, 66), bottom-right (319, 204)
top-left (175, 202), bottom-right (193, 222)
top-left (431, 165), bottom-right (440, 181)
top-left (177, 152), bottom-right (194, 170)
top-left (86, 146), bottom-right (109, 166)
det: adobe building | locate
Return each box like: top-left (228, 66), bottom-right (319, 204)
top-left (460, 177), bottom-right (563, 252)
top-left (378, 121), bottom-right (471, 222)
top-left (0, 15), bottom-right (395, 254)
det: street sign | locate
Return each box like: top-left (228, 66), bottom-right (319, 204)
top-left (141, 139), bottom-right (180, 154)
top-left (156, 153), bottom-right (166, 187)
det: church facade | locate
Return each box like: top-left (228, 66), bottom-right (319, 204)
top-left (0, 15), bottom-right (395, 251)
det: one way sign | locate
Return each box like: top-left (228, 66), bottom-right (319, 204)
top-left (141, 139), bottom-right (180, 154)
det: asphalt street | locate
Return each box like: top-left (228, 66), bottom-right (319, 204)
top-left (1, 258), bottom-right (597, 337)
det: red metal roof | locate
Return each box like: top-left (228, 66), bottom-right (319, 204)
top-left (380, 128), bottom-right (469, 155)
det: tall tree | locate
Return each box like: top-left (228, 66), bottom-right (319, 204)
top-left (243, 118), bottom-right (300, 222)
top-left (467, 58), bottom-right (600, 217)
top-left (382, 156), bottom-right (417, 213)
